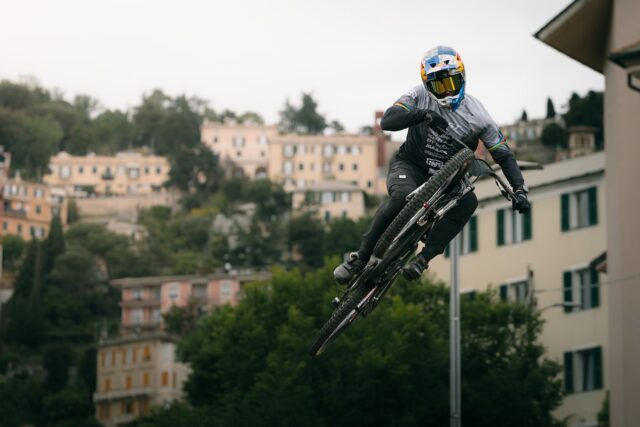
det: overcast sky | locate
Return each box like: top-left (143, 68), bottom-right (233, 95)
top-left (1, 0), bottom-right (603, 132)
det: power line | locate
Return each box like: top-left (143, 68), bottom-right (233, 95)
top-left (532, 271), bottom-right (640, 294)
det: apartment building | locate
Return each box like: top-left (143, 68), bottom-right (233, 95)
top-left (45, 151), bottom-right (170, 196)
top-left (291, 180), bottom-right (365, 222)
top-left (200, 121), bottom-right (278, 178)
top-left (428, 152), bottom-right (607, 425)
top-left (94, 333), bottom-right (189, 426)
top-left (111, 272), bottom-right (270, 336)
top-left (268, 134), bottom-right (379, 194)
top-left (535, 0), bottom-right (640, 424)
top-left (95, 271), bottom-right (271, 425)
top-left (2, 174), bottom-right (67, 240)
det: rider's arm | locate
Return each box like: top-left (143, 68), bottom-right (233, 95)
top-left (484, 134), bottom-right (525, 189)
top-left (380, 88), bottom-right (425, 131)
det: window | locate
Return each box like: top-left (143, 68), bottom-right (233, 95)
top-left (143, 372), bottom-right (150, 387)
top-left (121, 400), bottom-right (134, 415)
top-left (564, 347), bottom-right (603, 393)
top-left (131, 309), bottom-right (143, 325)
top-left (34, 188), bottom-right (44, 198)
top-left (128, 168), bottom-right (140, 178)
top-left (259, 134), bottom-right (268, 145)
top-left (338, 163), bottom-right (344, 171)
top-left (352, 163), bottom-right (358, 171)
top-left (337, 145), bottom-right (346, 155)
top-left (92, 166), bottom-right (97, 174)
top-left (367, 180), bottom-right (372, 189)
top-left (561, 187), bottom-right (598, 231)
top-left (151, 309), bottom-right (161, 324)
top-left (125, 375), bottom-right (132, 390)
top-left (153, 287), bottom-right (161, 300)
top-left (324, 211), bottom-right (331, 222)
top-left (233, 135), bottom-right (245, 148)
top-left (2, 222), bottom-right (6, 231)
top-left (297, 144), bottom-right (306, 155)
top-left (323, 145), bottom-right (334, 157)
top-left (221, 280), bottom-right (233, 297)
top-left (132, 288), bottom-right (143, 301)
top-left (298, 163), bottom-right (304, 171)
top-left (321, 192), bottom-right (334, 204)
top-left (17, 224), bottom-right (22, 233)
top-left (162, 371), bottom-right (169, 386)
top-left (499, 280), bottom-right (529, 304)
top-left (563, 266), bottom-right (600, 312)
top-left (283, 161), bottom-right (293, 175)
top-left (144, 167), bottom-right (150, 174)
top-left (310, 163), bottom-right (315, 171)
top-left (283, 144), bottom-right (294, 157)
top-left (340, 192), bottom-right (350, 203)
top-left (445, 216), bottom-right (478, 256)
top-left (143, 346), bottom-right (151, 361)
top-left (322, 162), bottom-right (331, 174)
top-left (193, 283), bottom-right (207, 301)
top-left (296, 179), bottom-right (305, 188)
top-left (352, 145), bottom-right (362, 155)
top-left (168, 284), bottom-right (179, 300)
top-left (497, 207), bottom-right (532, 245)
top-left (60, 165), bottom-right (71, 178)
top-left (99, 402), bottom-right (110, 420)
top-left (104, 378), bottom-right (111, 392)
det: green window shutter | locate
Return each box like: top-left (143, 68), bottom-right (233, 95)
top-left (523, 207), bottom-right (532, 240)
top-left (497, 209), bottom-right (505, 246)
top-left (444, 244), bottom-right (450, 258)
top-left (593, 347), bottom-right (603, 389)
top-left (561, 193), bottom-right (570, 231)
top-left (590, 267), bottom-right (600, 308)
top-left (563, 271), bottom-right (573, 313)
top-left (469, 216), bottom-right (478, 252)
top-left (499, 284), bottom-right (508, 302)
top-left (588, 187), bottom-right (598, 226)
top-left (564, 352), bottom-right (574, 393)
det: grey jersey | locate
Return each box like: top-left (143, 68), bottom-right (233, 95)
top-left (394, 85), bottom-right (514, 178)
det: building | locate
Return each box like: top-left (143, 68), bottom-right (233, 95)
top-left (2, 174), bottom-right (68, 240)
top-left (200, 121), bottom-right (278, 178)
top-left (111, 272), bottom-right (270, 336)
top-left (428, 152), bottom-right (607, 425)
top-left (94, 333), bottom-right (190, 426)
top-left (498, 117), bottom-right (562, 164)
top-left (45, 151), bottom-right (170, 196)
top-left (291, 180), bottom-right (365, 222)
top-left (95, 271), bottom-right (271, 425)
top-left (268, 134), bottom-right (380, 194)
top-left (535, 0), bottom-right (640, 424)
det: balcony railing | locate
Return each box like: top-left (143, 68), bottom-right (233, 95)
top-left (3, 207), bottom-right (27, 218)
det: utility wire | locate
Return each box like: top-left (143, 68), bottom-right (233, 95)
top-left (532, 271), bottom-right (640, 294)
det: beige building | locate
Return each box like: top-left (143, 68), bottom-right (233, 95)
top-left (45, 151), bottom-right (170, 196)
top-left (200, 121), bottom-right (278, 178)
top-left (95, 271), bottom-right (271, 425)
top-left (291, 181), bottom-right (365, 222)
top-left (2, 174), bottom-right (67, 240)
top-left (268, 134), bottom-right (380, 194)
top-left (94, 333), bottom-right (189, 426)
top-left (429, 152), bottom-right (607, 425)
top-left (535, 0), bottom-right (640, 424)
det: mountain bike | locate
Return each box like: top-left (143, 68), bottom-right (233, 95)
top-left (309, 141), bottom-right (520, 356)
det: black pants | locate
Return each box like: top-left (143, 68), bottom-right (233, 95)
top-left (357, 155), bottom-right (478, 262)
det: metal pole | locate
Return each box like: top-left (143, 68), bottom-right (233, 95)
top-left (450, 234), bottom-right (461, 427)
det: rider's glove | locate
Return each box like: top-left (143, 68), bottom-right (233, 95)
top-left (512, 186), bottom-right (530, 214)
top-left (418, 110), bottom-right (448, 133)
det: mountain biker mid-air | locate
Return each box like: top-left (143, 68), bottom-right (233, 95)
top-left (334, 46), bottom-right (531, 284)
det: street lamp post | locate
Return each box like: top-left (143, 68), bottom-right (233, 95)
top-left (450, 234), bottom-right (461, 427)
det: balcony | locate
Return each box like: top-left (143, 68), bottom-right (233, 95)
top-left (102, 171), bottom-right (114, 180)
top-left (120, 298), bottom-right (161, 308)
top-left (3, 207), bottom-right (27, 218)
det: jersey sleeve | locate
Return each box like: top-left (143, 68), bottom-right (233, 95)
top-left (477, 105), bottom-right (525, 188)
top-left (380, 87), bottom-right (426, 131)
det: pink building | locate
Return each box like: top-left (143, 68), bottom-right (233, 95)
top-left (111, 272), bottom-right (271, 336)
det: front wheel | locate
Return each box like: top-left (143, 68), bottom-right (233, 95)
top-left (308, 283), bottom-right (373, 356)
top-left (373, 148), bottom-right (475, 258)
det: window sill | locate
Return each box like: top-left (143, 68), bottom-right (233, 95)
top-left (497, 238), bottom-right (532, 247)
top-left (562, 223), bottom-right (598, 233)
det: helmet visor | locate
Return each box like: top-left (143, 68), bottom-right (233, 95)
top-left (427, 74), bottom-right (464, 99)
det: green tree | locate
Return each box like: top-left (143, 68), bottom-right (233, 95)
top-left (43, 214), bottom-right (66, 273)
top-left (546, 97), bottom-right (556, 118)
top-left (541, 123), bottom-right (568, 149)
top-left (10, 115), bottom-right (63, 179)
top-left (323, 217), bottom-right (371, 258)
top-left (521, 109), bottom-right (528, 122)
top-left (279, 93), bottom-right (327, 134)
top-left (286, 213), bottom-right (325, 268)
top-left (330, 120), bottom-right (345, 133)
top-left (43, 344), bottom-right (75, 392)
top-left (239, 111), bottom-right (265, 125)
top-left (174, 263), bottom-right (563, 427)
top-left (90, 109), bottom-right (135, 154)
top-left (562, 91), bottom-right (604, 148)
top-left (1, 234), bottom-right (25, 271)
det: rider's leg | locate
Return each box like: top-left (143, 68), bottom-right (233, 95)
top-left (403, 191), bottom-right (478, 281)
top-left (421, 190), bottom-right (478, 261)
top-left (334, 157), bottom-right (426, 284)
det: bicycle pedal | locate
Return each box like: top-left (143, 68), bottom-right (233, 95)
top-left (331, 297), bottom-right (341, 307)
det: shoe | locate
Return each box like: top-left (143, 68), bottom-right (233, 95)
top-left (402, 254), bottom-right (429, 281)
top-left (333, 252), bottom-right (367, 285)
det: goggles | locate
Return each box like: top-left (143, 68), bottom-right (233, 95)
top-left (427, 73), bottom-right (464, 98)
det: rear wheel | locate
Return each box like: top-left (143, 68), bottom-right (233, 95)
top-left (309, 282), bottom-right (372, 356)
top-left (373, 148), bottom-right (475, 258)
